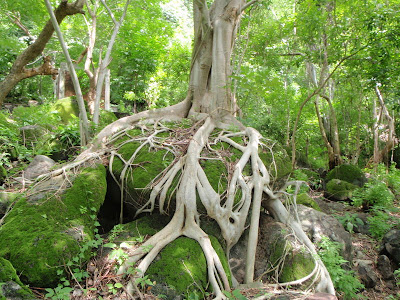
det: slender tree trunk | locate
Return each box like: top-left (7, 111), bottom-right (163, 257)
top-left (45, 0), bottom-right (90, 146)
top-left (93, 0), bottom-right (131, 124)
top-left (0, 0), bottom-right (85, 107)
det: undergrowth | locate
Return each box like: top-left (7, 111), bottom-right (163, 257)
top-left (318, 236), bottom-right (364, 300)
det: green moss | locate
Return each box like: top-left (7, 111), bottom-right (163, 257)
top-left (259, 144), bottom-right (292, 181)
top-left (279, 248), bottom-right (315, 283)
top-left (146, 236), bottom-right (231, 296)
top-left (51, 97), bottom-right (80, 124)
top-left (0, 164), bottom-right (107, 287)
top-left (326, 164), bottom-right (366, 187)
top-left (296, 193), bottom-right (321, 211)
top-left (0, 166), bottom-right (6, 183)
top-left (326, 179), bottom-right (358, 201)
top-left (0, 257), bottom-right (35, 299)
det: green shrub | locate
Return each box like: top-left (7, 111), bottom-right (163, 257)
top-left (336, 213), bottom-right (364, 234)
top-left (318, 236), bottom-right (364, 299)
top-left (367, 208), bottom-right (399, 239)
top-left (351, 180), bottom-right (394, 209)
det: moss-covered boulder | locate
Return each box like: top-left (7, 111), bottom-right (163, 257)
top-left (256, 215), bottom-right (315, 284)
top-left (0, 257), bottom-right (35, 300)
top-left (51, 97), bottom-right (80, 124)
top-left (107, 214), bottom-right (231, 298)
top-left (326, 164), bottom-right (366, 187)
top-left (326, 179), bottom-right (358, 201)
top-left (296, 193), bottom-right (321, 211)
top-left (0, 164), bottom-right (107, 287)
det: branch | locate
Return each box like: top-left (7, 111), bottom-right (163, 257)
top-left (240, 0), bottom-right (259, 13)
top-left (100, 0), bottom-right (117, 25)
top-left (6, 11), bottom-right (33, 40)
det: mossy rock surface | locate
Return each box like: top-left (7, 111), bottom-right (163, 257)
top-left (326, 164), bottom-right (366, 187)
top-left (296, 193), bottom-right (321, 211)
top-left (111, 121), bottom-right (292, 213)
top-left (258, 219), bottom-right (315, 284)
top-left (0, 166), bottom-right (6, 183)
top-left (0, 257), bottom-right (35, 299)
top-left (51, 97), bottom-right (80, 124)
top-left (109, 214), bottom-right (231, 297)
top-left (0, 164), bottom-right (107, 287)
top-left (326, 179), bottom-right (358, 201)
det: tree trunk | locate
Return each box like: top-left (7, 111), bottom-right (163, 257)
top-left (0, 0), bottom-right (85, 107)
top-left (187, 0), bottom-right (246, 119)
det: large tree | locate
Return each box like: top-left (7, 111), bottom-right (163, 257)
top-left (39, 0), bottom-right (336, 298)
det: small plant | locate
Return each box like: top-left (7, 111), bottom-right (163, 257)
top-left (394, 268), bottom-right (400, 286)
top-left (367, 207), bottom-right (398, 239)
top-left (318, 236), bottom-right (364, 299)
top-left (336, 213), bottom-right (364, 233)
top-left (107, 282), bottom-right (124, 294)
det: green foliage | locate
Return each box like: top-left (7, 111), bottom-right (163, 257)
top-left (318, 236), bottom-right (364, 300)
top-left (336, 213), bottom-right (364, 234)
top-left (367, 208), bottom-right (399, 239)
top-left (351, 180), bottom-right (394, 209)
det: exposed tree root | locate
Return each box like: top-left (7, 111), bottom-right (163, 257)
top-left (23, 106), bottom-right (335, 298)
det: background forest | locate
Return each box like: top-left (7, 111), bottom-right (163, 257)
top-left (1, 0), bottom-right (400, 299)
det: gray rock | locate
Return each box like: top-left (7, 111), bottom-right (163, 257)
top-left (296, 205), bottom-right (353, 261)
top-left (382, 229), bottom-right (400, 265)
top-left (355, 259), bottom-right (378, 288)
top-left (306, 292), bottom-right (338, 300)
top-left (23, 155), bottom-right (55, 180)
top-left (377, 255), bottom-right (393, 279)
top-left (0, 281), bottom-right (36, 300)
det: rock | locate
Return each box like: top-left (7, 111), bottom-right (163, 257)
top-left (295, 193), bottom-right (321, 211)
top-left (355, 259), bottom-right (378, 288)
top-left (106, 214), bottom-right (230, 297)
top-left (51, 97), bottom-right (80, 123)
top-left (306, 292), bottom-right (338, 300)
top-left (296, 205), bottom-right (353, 261)
top-left (231, 213), bottom-right (315, 285)
top-left (382, 229), bottom-right (400, 265)
top-left (377, 255), bottom-right (393, 279)
top-left (0, 164), bottom-right (107, 287)
top-left (353, 213), bottom-right (370, 235)
top-left (0, 192), bottom-right (19, 215)
top-left (325, 164), bottom-right (367, 187)
top-left (23, 155), bottom-right (56, 180)
top-left (325, 179), bottom-right (358, 201)
top-left (0, 257), bottom-right (36, 299)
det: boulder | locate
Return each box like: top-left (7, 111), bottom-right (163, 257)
top-left (355, 259), bottom-right (378, 288)
top-left (296, 193), bottom-right (321, 211)
top-left (325, 164), bottom-right (367, 187)
top-left (306, 293), bottom-right (338, 300)
top-left (51, 97), bottom-right (80, 124)
top-left (105, 214), bottom-right (231, 298)
top-left (23, 155), bottom-right (56, 180)
top-left (325, 179), bottom-right (358, 201)
top-left (381, 229), bottom-right (400, 265)
top-left (296, 205), bottom-right (352, 261)
top-left (0, 257), bottom-right (35, 299)
top-left (0, 164), bottom-right (107, 287)
top-left (377, 255), bottom-right (393, 280)
top-left (231, 213), bottom-right (315, 285)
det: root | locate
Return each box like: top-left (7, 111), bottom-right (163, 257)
top-left (24, 107), bottom-right (335, 298)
